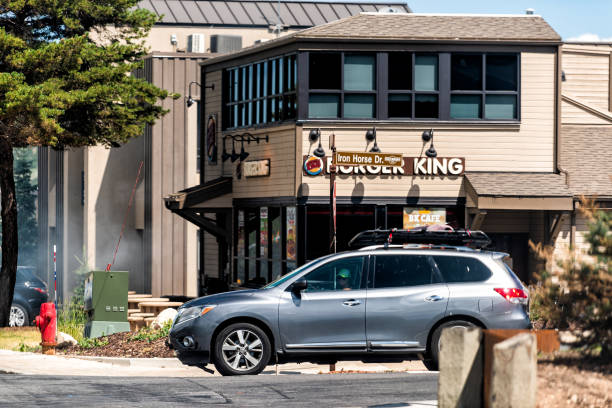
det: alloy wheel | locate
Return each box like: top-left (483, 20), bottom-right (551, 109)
top-left (221, 329), bottom-right (264, 371)
top-left (9, 306), bottom-right (26, 327)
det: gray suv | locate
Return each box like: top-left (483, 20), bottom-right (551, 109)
top-left (169, 246), bottom-right (530, 375)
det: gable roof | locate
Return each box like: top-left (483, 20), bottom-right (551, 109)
top-left (137, 0), bottom-right (411, 26)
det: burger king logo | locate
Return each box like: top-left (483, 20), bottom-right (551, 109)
top-left (304, 156), bottom-right (323, 176)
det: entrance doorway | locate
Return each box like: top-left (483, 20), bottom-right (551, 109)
top-left (305, 205), bottom-right (375, 262)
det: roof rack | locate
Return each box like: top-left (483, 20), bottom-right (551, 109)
top-left (348, 225), bottom-right (491, 249)
top-left (357, 244), bottom-right (477, 252)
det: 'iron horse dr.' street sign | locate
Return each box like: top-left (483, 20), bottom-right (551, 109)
top-left (334, 151), bottom-right (403, 167)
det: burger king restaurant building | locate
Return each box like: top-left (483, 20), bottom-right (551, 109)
top-left (165, 12), bottom-right (571, 291)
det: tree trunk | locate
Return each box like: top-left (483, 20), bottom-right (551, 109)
top-left (0, 136), bottom-right (18, 327)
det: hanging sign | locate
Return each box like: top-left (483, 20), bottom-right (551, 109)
top-left (403, 208), bottom-right (447, 229)
top-left (243, 159), bottom-right (270, 178)
top-left (206, 115), bottom-right (217, 163)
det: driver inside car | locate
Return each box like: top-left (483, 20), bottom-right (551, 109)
top-left (336, 268), bottom-right (352, 290)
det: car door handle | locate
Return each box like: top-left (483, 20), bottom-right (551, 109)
top-left (343, 299), bottom-right (361, 306)
top-left (425, 295), bottom-right (445, 302)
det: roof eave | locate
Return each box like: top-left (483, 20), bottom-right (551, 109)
top-left (201, 36), bottom-right (561, 68)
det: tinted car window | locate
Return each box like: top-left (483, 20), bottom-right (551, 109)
top-left (373, 255), bottom-right (440, 288)
top-left (433, 256), bottom-right (492, 283)
top-left (304, 257), bottom-right (364, 292)
top-left (16, 268), bottom-right (36, 283)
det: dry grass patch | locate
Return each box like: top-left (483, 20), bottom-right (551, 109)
top-left (0, 327), bottom-right (41, 351)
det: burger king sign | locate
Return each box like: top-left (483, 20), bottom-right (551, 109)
top-left (303, 156), bottom-right (323, 176)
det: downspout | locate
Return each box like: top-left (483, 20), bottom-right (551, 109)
top-left (556, 44), bottom-right (569, 187)
top-left (556, 44), bottom-right (575, 248)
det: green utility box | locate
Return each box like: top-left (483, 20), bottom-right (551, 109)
top-left (83, 270), bottom-right (131, 338)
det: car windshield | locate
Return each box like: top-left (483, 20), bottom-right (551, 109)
top-left (262, 255), bottom-right (333, 289)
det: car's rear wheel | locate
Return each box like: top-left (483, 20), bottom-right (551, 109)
top-left (427, 320), bottom-right (476, 371)
top-left (213, 323), bottom-right (271, 376)
top-left (9, 304), bottom-right (29, 327)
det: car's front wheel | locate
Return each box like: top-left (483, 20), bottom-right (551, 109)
top-left (213, 323), bottom-right (271, 376)
top-left (9, 304), bottom-right (29, 327)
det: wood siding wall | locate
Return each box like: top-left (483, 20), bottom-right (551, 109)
top-left (561, 100), bottom-right (611, 125)
top-left (301, 51), bottom-right (556, 199)
top-left (562, 44), bottom-right (611, 111)
top-left (148, 55), bottom-right (205, 297)
top-left (561, 44), bottom-right (612, 125)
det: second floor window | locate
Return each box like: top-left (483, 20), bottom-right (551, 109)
top-left (305, 51), bottom-right (519, 121)
top-left (308, 53), bottom-right (377, 119)
top-left (225, 54), bottom-right (297, 129)
top-left (450, 54), bottom-right (518, 120)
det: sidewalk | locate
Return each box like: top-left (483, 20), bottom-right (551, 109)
top-left (0, 350), bottom-right (429, 377)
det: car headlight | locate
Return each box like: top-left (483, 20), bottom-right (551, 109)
top-left (174, 305), bottom-right (216, 326)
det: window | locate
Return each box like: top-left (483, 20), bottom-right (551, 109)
top-left (387, 53), bottom-right (439, 119)
top-left (308, 52), bottom-right (376, 119)
top-left (303, 257), bottom-right (365, 292)
top-left (224, 54), bottom-right (297, 129)
top-left (303, 51), bottom-right (519, 122)
top-left (450, 53), bottom-right (518, 120)
top-left (373, 255), bottom-right (440, 288)
top-left (432, 256), bottom-right (492, 283)
top-left (234, 206), bottom-right (298, 286)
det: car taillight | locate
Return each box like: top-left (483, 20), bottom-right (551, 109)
top-left (32, 287), bottom-right (47, 295)
top-left (494, 288), bottom-right (528, 305)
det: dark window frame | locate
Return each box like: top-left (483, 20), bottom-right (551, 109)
top-left (306, 52), bottom-right (378, 120)
top-left (449, 52), bottom-right (520, 121)
top-left (224, 53), bottom-right (297, 130)
top-left (299, 51), bottom-right (521, 122)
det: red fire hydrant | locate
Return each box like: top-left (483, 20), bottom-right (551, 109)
top-left (35, 302), bottom-right (57, 355)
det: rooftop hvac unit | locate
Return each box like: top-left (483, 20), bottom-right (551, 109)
top-left (188, 33), bottom-right (205, 53)
top-left (210, 35), bottom-right (242, 53)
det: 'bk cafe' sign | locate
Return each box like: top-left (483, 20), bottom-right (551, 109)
top-left (303, 152), bottom-right (465, 176)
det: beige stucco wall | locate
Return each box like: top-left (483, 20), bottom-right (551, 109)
top-left (146, 26), bottom-right (302, 54)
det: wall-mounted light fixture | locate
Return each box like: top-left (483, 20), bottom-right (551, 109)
top-left (365, 126), bottom-right (380, 152)
top-left (186, 81), bottom-right (215, 107)
top-left (422, 128), bottom-right (437, 158)
top-left (230, 139), bottom-right (240, 162)
top-left (309, 128), bottom-right (326, 157)
top-left (221, 132), bottom-right (269, 162)
top-left (221, 137), bottom-right (231, 162)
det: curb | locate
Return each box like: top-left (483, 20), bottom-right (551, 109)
top-left (62, 355), bottom-right (185, 368)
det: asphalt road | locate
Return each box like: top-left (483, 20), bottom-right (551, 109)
top-left (0, 372), bottom-right (438, 407)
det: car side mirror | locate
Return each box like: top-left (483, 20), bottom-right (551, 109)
top-left (291, 279), bottom-right (307, 295)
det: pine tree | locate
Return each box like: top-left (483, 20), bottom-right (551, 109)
top-left (0, 0), bottom-right (171, 326)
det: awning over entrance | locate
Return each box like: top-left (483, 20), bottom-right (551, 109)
top-left (164, 177), bottom-right (232, 240)
top-left (164, 177), bottom-right (232, 211)
top-left (464, 172), bottom-right (573, 211)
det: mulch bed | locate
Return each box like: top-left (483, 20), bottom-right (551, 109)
top-left (60, 332), bottom-right (175, 358)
